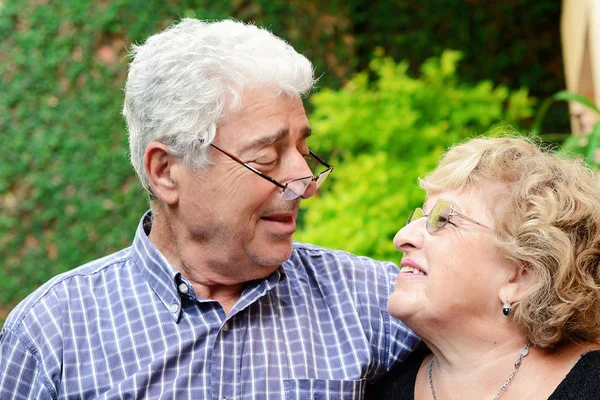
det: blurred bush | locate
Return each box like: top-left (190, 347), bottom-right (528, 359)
top-left (296, 51), bottom-right (534, 261)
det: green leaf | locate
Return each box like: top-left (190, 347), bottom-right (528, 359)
top-left (553, 91), bottom-right (600, 114)
top-left (586, 122), bottom-right (600, 165)
top-left (559, 135), bottom-right (586, 156)
top-left (531, 90), bottom-right (600, 137)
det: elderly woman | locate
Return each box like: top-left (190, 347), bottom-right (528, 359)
top-left (370, 136), bottom-right (600, 399)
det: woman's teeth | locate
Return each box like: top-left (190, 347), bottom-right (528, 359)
top-left (399, 266), bottom-right (426, 275)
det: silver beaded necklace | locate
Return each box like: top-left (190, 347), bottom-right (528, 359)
top-left (428, 343), bottom-right (531, 400)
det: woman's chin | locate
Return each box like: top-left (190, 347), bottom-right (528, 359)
top-left (387, 288), bottom-right (428, 322)
top-left (394, 273), bottom-right (427, 291)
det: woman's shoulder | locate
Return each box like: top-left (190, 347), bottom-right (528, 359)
top-left (367, 343), bottom-right (429, 400)
top-left (548, 350), bottom-right (600, 399)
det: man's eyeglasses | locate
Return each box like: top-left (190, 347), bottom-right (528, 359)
top-left (210, 143), bottom-right (333, 200)
top-left (406, 199), bottom-right (490, 234)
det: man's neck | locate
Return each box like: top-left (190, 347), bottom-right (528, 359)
top-left (147, 210), bottom-right (254, 315)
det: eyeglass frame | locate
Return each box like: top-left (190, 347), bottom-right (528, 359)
top-left (407, 199), bottom-right (490, 234)
top-left (209, 142), bottom-right (333, 200)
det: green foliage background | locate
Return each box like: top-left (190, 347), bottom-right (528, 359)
top-left (1, 0), bottom-right (564, 322)
top-left (299, 52), bottom-right (533, 261)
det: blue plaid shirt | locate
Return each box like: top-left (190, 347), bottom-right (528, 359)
top-left (0, 212), bottom-right (419, 399)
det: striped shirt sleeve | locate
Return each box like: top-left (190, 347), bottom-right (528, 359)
top-left (0, 326), bottom-right (56, 400)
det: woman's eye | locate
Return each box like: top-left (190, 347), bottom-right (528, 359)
top-left (432, 216), bottom-right (448, 226)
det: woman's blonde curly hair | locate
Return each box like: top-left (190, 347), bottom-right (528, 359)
top-left (420, 135), bottom-right (600, 348)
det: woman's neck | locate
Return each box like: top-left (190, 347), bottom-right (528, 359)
top-left (417, 315), bottom-right (523, 365)
top-left (414, 320), bottom-right (531, 399)
top-left (414, 322), bottom-right (598, 400)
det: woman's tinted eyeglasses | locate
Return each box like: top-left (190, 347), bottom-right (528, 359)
top-left (407, 199), bottom-right (490, 234)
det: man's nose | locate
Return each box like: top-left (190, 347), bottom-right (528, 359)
top-left (300, 180), bottom-right (317, 199)
top-left (286, 151), bottom-right (315, 197)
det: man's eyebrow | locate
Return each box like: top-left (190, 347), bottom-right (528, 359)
top-left (300, 126), bottom-right (312, 139)
top-left (244, 126), bottom-right (312, 151)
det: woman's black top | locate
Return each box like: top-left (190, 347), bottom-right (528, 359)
top-left (367, 345), bottom-right (600, 399)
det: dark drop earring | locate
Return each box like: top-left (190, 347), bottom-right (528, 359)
top-left (503, 299), bottom-right (512, 316)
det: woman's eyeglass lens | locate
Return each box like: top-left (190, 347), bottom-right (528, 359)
top-left (406, 200), bottom-right (454, 234)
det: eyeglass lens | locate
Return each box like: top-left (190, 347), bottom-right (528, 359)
top-left (280, 153), bottom-right (332, 200)
top-left (407, 208), bottom-right (424, 225)
top-left (427, 201), bottom-right (452, 233)
top-left (316, 168), bottom-right (332, 188)
top-left (281, 167), bottom-right (332, 200)
top-left (406, 200), bottom-right (453, 233)
top-left (281, 179), bottom-right (311, 200)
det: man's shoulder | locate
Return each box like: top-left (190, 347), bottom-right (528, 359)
top-left (3, 247), bottom-right (133, 332)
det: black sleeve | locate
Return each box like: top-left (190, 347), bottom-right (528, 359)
top-left (366, 343), bottom-right (429, 400)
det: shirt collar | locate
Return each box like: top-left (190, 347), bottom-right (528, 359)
top-left (131, 211), bottom-right (183, 321)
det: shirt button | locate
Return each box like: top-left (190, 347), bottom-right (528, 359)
top-left (169, 303), bottom-right (179, 314)
top-left (178, 283), bottom-right (189, 294)
top-left (222, 322), bottom-right (230, 331)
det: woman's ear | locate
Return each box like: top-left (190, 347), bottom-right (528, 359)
top-left (499, 264), bottom-right (538, 304)
top-left (144, 141), bottom-right (180, 205)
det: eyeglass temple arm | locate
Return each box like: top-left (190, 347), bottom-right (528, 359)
top-left (210, 143), bottom-right (287, 190)
top-left (309, 149), bottom-right (333, 169)
top-left (455, 213), bottom-right (491, 229)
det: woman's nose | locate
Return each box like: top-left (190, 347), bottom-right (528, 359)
top-left (393, 218), bottom-right (425, 252)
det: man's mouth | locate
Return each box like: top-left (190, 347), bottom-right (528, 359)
top-left (262, 215), bottom-right (295, 223)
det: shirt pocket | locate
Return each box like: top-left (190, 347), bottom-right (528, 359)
top-left (283, 379), bottom-right (366, 400)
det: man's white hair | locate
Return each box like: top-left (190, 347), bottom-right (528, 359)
top-left (122, 19), bottom-right (316, 192)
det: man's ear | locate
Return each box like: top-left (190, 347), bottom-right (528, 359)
top-left (499, 264), bottom-right (538, 304)
top-left (144, 141), bottom-right (180, 205)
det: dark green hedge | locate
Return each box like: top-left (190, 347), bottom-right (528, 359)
top-left (0, 1), bottom-right (232, 313)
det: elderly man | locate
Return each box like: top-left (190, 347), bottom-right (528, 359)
top-left (0, 19), bottom-right (418, 399)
